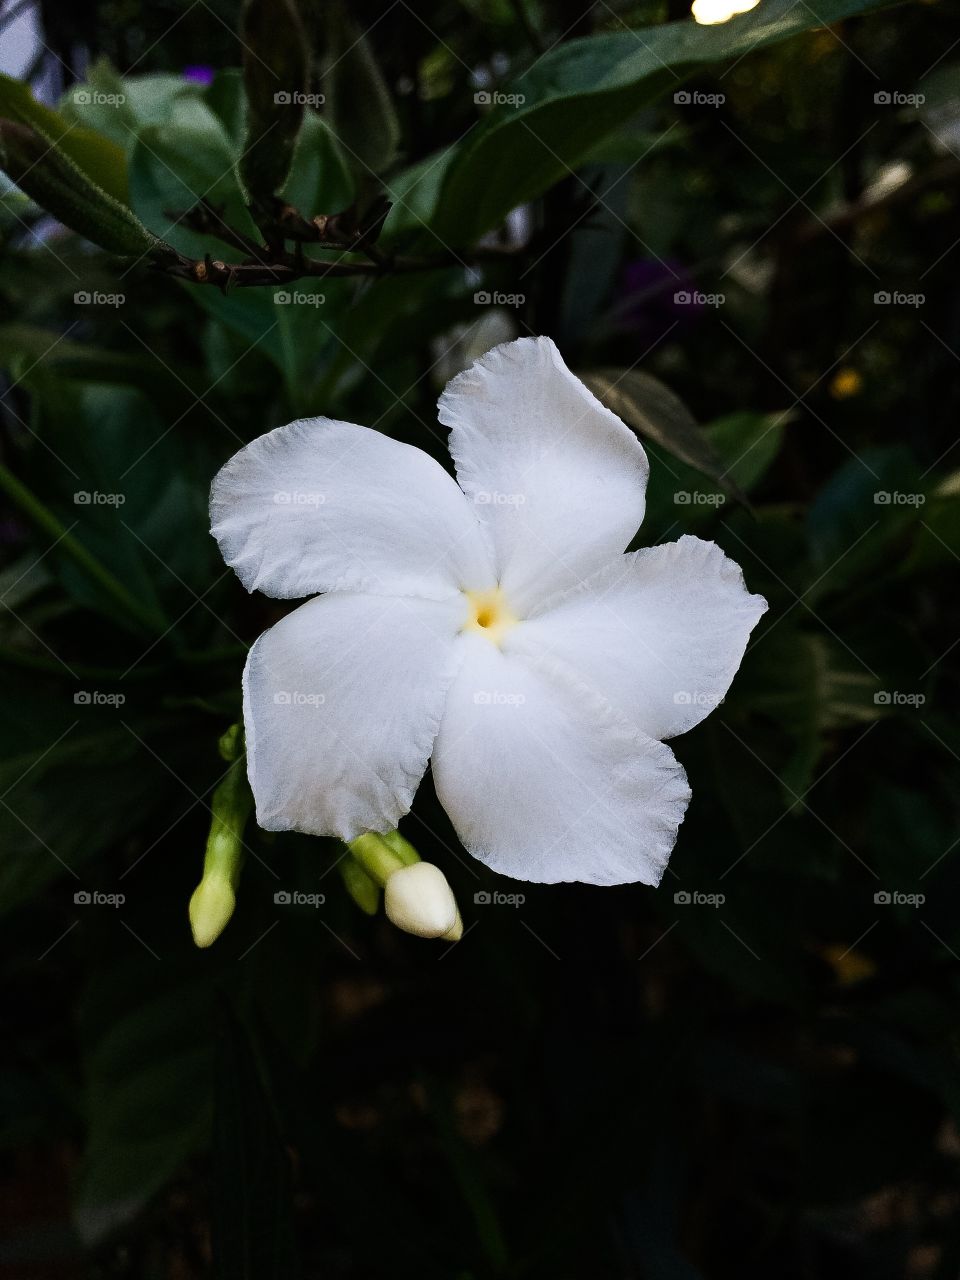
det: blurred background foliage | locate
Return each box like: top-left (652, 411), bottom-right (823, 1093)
top-left (1, 0), bottom-right (959, 1275)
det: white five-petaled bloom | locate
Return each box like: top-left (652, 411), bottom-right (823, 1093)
top-left (210, 337), bottom-right (767, 887)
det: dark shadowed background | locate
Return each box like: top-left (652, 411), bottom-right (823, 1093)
top-left (1, 0), bottom-right (959, 1276)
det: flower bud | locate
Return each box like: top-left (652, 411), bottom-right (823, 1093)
top-left (189, 874), bottom-right (236, 949)
top-left (188, 729), bottom-right (251, 948)
top-left (384, 862), bottom-right (463, 941)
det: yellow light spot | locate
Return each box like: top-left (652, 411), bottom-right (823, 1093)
top-left (691, 0), bottom-right (759, 24)
top-left (830, 367), bottom-right (863, 400)
top-left (463, 586), bottom-right (518, 647)
top-left (819, 942), bottom-right (876, 986)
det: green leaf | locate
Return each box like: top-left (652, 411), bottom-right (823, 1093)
top-left (0, 71), bottom-right (129, 204)
top-left (205, 69), bottom-right (248, 150)
top-left (240, 0), bottom-right (310, 205)
top-left (279, 109), bottom-right (354, 218)
top-left (0, 119), bottom-right (164, 258)
top-left (128, 97), bottom-right (261, 256)
top-left (61, 60), bottom-right (200, 154)
top-left (324, 2), bottom-right (401, 177)
top-left (74, 956), bottom-right (215, 1244)
top-left (0, 323), bottom-right (164, 388)
top-left (581, 368), bottom-right (747, 502)
top-left (0, 694), bottom-right (177, 912)
top-left (735, 625), bottom-right (883, 800)
top-left (431, 0), bottom-right (893, 244)
top-left (804, 445), bottom-right (921, 602)
top-left (706, 410), bottom-right (791, 494)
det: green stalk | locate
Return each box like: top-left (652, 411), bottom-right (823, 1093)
top-left (0, 461), bottom-right (166, 634)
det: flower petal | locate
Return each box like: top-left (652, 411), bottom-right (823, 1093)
top-left (438, 337), bottom-right (649, 611)
top-left (211, 418), bottom-right (493, 600)
top-left (431, 635), bottom-right (690, 885)
top-left (243, 591), bottom-right (466, 839)
top-left (515, 535), bottom-right (767, 740)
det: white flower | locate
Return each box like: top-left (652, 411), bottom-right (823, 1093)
top-left (210, 337), bottom-right (767, 886)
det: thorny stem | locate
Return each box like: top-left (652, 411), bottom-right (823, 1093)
top-left (154, 196), bottom-right (526, 291)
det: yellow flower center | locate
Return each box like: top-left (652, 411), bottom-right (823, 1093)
top-left (462, 586), bottom-right (518, 647)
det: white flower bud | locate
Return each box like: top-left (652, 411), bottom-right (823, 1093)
top-left (384, 862), bottom-right (462, 940)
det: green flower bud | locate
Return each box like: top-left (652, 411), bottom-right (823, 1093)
top-left (188, 731), bottom-right (251, 948)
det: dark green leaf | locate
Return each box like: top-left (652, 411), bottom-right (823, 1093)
top-left (0, 119), bottom-right (164, 258)
top-left (240, 0), bottom-right (310, 205)
top-left (431, 0), bottom-right (894, 244)
top-left (582, 367), bottom-right (747, 502)
top-left (0, 71), bottom-right (130, 204)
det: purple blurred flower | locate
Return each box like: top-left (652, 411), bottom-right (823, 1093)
top-left (616, 257), bottom-right (705, 344)
top-left (183, 65), bottom-right (215, 86)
